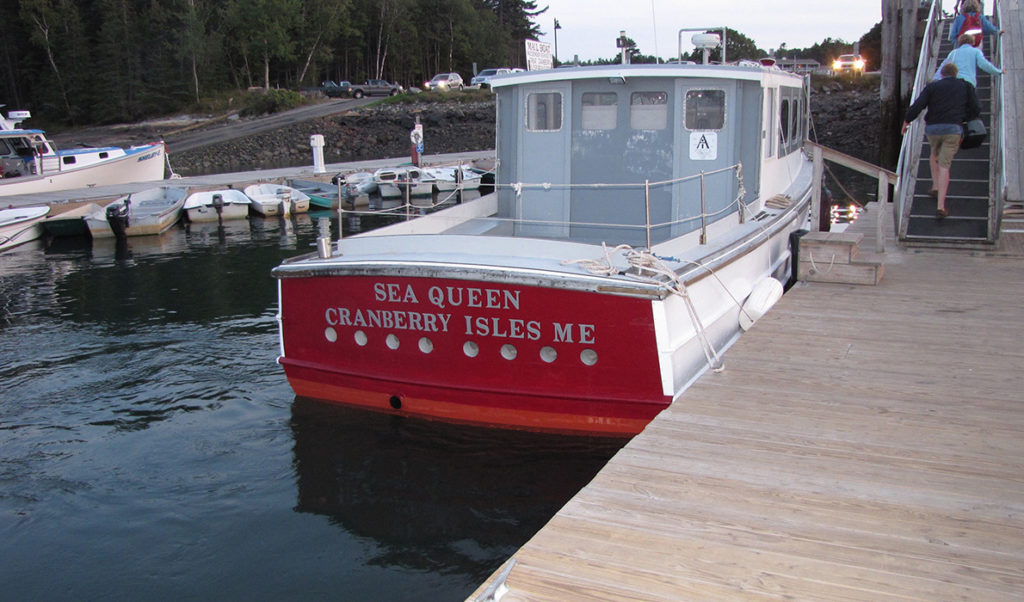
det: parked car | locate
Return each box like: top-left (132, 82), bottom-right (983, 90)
top-left (831, 54), bottom-right (865, 74)
top-left (470, 68), bottom-right (523, 88)
top-left (322, 80), bottom-right (351, 97)
top-left (348, 79), bottom-right (404, 98)
top-left (424, 72), bottom-right (464, 91)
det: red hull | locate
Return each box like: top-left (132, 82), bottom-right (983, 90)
top-left (278, 275), bottom-right (669, 435)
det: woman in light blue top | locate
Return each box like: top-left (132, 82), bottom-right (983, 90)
top-left (943, 33), bottom-right (1001, 87)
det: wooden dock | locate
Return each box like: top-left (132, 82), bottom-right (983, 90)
top-left (471, 209), bottom-right (1024, 600)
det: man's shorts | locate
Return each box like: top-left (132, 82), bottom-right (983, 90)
top-left (927, 133), bottom-right (963, 168)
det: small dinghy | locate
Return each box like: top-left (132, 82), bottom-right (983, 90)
top-left (0, 205), bottom-right (50, 252)
top-left (182, 189), bottom-right (251, 223)
top-left (86, 187), bottom-right (188, 238)
top-left (243, 183), bottom-right (311, 216)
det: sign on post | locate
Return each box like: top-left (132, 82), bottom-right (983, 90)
top-left (525, 40), bottom-right (553, 71)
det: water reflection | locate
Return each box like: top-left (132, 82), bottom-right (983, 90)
top-left (289, 398), bottom-right (623, 580)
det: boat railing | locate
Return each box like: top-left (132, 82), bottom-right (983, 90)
top-left (337, 163), bottom-right (752, 249)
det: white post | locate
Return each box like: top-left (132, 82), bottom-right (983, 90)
top-left (310, 134), bottom-right (326, 174)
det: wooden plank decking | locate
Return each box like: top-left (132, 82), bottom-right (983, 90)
top-left (471, 208), bottom-right (1024, 600)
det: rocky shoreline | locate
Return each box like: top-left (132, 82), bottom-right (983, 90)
top-left (169, 100), bottom-right (498, 177)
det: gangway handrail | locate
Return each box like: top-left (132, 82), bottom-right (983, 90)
top-left (990, 0), bottom-right (1005, 236)
top-left (894, 0), bottom-right (943, 238)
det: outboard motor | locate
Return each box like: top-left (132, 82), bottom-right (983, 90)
top-left (212, 193), bottom-right (225, 225)
top-left (106, 196), bottom-right (131, 239)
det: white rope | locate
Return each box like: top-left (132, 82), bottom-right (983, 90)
top-left (808, 250), bottom-right (836, 275)
top-left (564, 245), bottom-right (725, 373)
top-left (561, 243), bottom-right (632, 276)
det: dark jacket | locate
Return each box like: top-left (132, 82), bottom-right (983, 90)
top-left (904, 75), bottom-right (980, 126)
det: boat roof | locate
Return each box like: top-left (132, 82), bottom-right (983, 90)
top-left (489, 62), bottom-right (802, 89)
top-left (0, 129), bottom-right (46, 137)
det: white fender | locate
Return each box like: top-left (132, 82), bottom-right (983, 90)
top-left (739, 277), bottom-right (783, 331)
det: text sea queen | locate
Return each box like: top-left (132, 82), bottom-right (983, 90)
top-left (322, 282), bottom-right (596, 344)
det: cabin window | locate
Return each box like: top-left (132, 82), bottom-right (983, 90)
top-left (684, 89), bottom-right (725, 130)
top-left (527, 92), bottom-right (563, 131)
top-left (99, 151), bottom-right (109, 159)
top-left (0, 139), bottom-right (13, 155)
top-left (779, 99), bottom-right (791, 146)
top-left (630, 92), bottom-right (668, 130)
top-left (581, 92), bottom-right (618, 130)
top-left (62, 156), bottom-right (77, 165)
top-left (790, 98), bottom-right (798, 147)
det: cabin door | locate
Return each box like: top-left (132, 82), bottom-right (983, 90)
top-left (515, 83), bottom-right (571, 238)
top-left (672, 79), bottom-right (739, 238)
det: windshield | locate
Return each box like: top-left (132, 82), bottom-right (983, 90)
top-left (478, 69), bottom-right (497, 76)
top-left (431, 74), bottom-right (450, 82)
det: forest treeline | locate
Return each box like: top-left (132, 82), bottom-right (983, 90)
top-left (0, 0), bottom-right (878, 128)
top-left (0, 0), bottom-right (546, 126)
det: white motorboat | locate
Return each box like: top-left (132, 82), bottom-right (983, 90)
top-left (0, 205), bottom-right (50, 252)
top-left (422, 164), bottom-right (482, 192)
top-left (272, 30), bottom-right (813, 435)
top-left (0, 110), bottom-right (166, 197)
top-left (374, 167), bottom-right (434, 198)
top-left (182, 189), bottom-right (251, 222)
top-left (243, 183), bottom-right (311, 216)
top-left (85, 186), bottom-right (188, 238)
top-left (335, 171), bottom-right (378, 196)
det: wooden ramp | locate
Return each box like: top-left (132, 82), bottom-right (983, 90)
top-left (470, 207), bottom-right (1024, 600)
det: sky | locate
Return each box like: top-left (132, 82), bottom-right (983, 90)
top-left (534, 0), bottom-right (892, 62)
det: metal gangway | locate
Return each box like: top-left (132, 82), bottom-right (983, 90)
top-left (894, 0), bottom-right (1023, 247)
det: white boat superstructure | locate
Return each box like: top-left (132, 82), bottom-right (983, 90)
top-left (0, 110), bottom-right (166, 197)
top-left (0, 205), bottom-right (50, 252)
top-left (182, 189), bottom-right (252, 222)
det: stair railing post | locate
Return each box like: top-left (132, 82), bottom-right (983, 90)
top-left (876, 169), bottom-right (888, 253)
top-left (811, 144), bottom-right (823, 232)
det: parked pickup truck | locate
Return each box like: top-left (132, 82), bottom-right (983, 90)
top-left (322, 80), bottom-right (351, 97)
top-left (348, 79), bottom-right (404, 98)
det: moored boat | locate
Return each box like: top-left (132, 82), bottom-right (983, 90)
top-left (41, 202), bottom-right (105, 238)
top-left (422, 164), bottom-right (482, 192)
top-left (335, 171), bottom-right (378, 197)
top-left (86, 186), bottom-right (188, 238)
top-left (374, 166), bottom-right (434, 198)
top-left (182, 189), bottom-right (251, 222)
top-left (0, 205), bottom-right (50, 252)
top-left (290, 178), bottom-right (339, 209)
top-left (0, 110), bottom-right (166, 197)
top-left (244, 183), bottom-right (311, 216)
top-left (272, 30), bottom-right (814, 435)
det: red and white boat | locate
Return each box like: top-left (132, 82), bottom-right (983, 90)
top-left (273, 30), bottom-right (814, 435)
top-left (0, 110), bottom-right (166, 197)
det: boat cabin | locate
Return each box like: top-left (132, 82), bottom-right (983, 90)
top-left (490, 62), bottom-right (808, 247)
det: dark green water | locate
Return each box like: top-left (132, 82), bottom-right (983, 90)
top-left (0, 214), bottom-right (623, 600)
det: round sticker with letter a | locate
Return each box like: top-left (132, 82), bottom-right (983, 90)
top-left (689, 131), bottom-right (717, 161)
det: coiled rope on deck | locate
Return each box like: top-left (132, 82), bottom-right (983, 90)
top-left (562, 244), bottom-right (727, 373)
